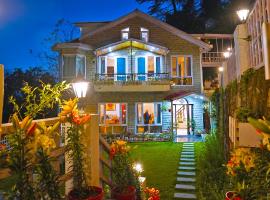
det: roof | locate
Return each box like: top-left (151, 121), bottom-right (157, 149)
top-left (52, 42), bottom-right (92, 51)
top-left (80, 9), bottom-right (212, 51)
top-left (95, 38), bottom-right (169, 56)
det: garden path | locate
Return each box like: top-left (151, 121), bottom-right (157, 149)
top-left (174, 142), bottom-right (197, 199)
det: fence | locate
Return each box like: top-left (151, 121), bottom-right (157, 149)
top-left (247, 0), bottom-right (270, 68)
top-left (0, 114), bottom-right (112, 197)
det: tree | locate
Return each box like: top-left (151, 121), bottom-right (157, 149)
top-left (3, 67), bottom-right (57, 123)
top-left (31, 19), bottom-right (79, 79)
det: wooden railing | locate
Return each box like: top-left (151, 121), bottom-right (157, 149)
top-left (247, 0), bottom-right (270, 68)
top-left (202, 52), bottom-right (226, 64)
top-left (0, 114), bottom-right (113, 197)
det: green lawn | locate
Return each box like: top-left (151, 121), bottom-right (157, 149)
top-left (130, 142), bottom-right (182, 200)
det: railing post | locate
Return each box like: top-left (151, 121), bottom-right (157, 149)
top-left (82, 114), bottom-right (100, 187)
top-left (0, 64), bottom-right (3, 125)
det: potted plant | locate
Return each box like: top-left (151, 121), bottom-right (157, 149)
top-left (60, 99), bottom-right (103, 200)
top-left (110, 140), bottom-right (138, 200)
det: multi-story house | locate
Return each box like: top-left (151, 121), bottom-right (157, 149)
top-left (53, 10), bottom-right (213, 136)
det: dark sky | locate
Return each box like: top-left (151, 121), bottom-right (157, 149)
top-left (0, 0), bottom-right (148, 71)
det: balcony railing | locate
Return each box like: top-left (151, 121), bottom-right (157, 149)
top-left (202, 52), bottom-right (226, 64)
top-left (95, 73), bottom-right (170, 81)
top-left (94, 73), bottom-right (193, 86)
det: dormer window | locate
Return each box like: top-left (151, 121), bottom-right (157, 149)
top-left (141, 27), bottom-right (149, 42)
top-left (121, 27), bottom-right (129, 40)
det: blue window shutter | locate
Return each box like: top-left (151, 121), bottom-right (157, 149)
top-left (138, 57), bottom-right (145, 80)
top-left (156, 57), bottom-right (161, 74)
top-left (117, 57), bottom-right (126, 81)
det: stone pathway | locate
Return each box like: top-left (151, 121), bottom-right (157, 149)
top-left (174, 142), bottom-right (197, 199)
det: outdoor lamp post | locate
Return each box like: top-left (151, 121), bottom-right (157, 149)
top-left (72, 76), bottom-right (89, 98)
top-left (237, 9), bottom-right (249, 22)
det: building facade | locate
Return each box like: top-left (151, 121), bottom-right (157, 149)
top-left (53, 10), bottom-right (212, 135)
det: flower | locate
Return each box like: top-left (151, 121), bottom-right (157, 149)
top-left (72, 113), bottom-right (91, 125)
top-left (0, 144), bottom-right (6, 151)
top-left (27, 122), bottom-right (37, 137)
top-left (110, 140), bottom-right (130, 159)
top-left (144, 187), bottom-right (160, 200)
top-left (59, 98), bottom-right (78, 117)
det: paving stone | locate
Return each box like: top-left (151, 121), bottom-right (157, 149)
top-left (183, 145), bottom-right (194, 147)
top-left (182, 148), bottom-right (194, 151)
top-left (177, 177), bottom-right (196, 182)
top-left (181, 155), bottom-right (195, 158)
top-left (179, 162), bottom-right (195, 165)
top-left (181, 152), bottom-right (195, 155)
top-left (174, 193), bottom-right (197, 199)
top-left (180, 158), bottom-right (195, 162)
top-left (177, 171), bottom-right (196, 176)
top-left (175, 184), bottom-right (195, 190)
top-left (179, 166), bottom-right (196, 170)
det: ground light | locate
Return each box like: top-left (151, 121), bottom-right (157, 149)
top-left (133, 162), bottom-right (143, 174)
top-left (72, 76), bottom-right (89, 98)
top-left (237, 9), bottom-right (249, 22)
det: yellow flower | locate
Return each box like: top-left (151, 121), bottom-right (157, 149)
top-left (59, 98), bottom-right (78, 117)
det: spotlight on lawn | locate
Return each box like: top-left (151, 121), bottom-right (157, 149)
top-left (133, 163), bottom-right (143, 174)
top-left (72, 76), bottom-right (89, 98)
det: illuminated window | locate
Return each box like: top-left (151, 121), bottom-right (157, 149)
top-left (99, 103), bottom-right (127, 125)
top-left (171, 56), bottom-right (192, 77)
top-left (141, 27), bottom-right (149, 42)
top-left (121, 27), bottom-right (129, 40)
top-left (136, 103), bottom-right (162, 125)
top-left (62, 55), bottom-right (86, 81)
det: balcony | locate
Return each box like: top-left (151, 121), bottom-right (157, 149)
top-left (93, 73), bottom-right (171, 92)
top-left (202, 52), bottom-right (226, 67)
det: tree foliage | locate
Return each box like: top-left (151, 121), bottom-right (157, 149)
top-left (137, 0), bottom-right (256, 33)
top-left (3, 67), bottom-right (59, 123)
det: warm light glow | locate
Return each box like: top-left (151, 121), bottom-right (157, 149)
top-left (223, 51), bottom-right (231, 58)
top-left (218, 67), bottom-right (224, 72)
top-left (72, 81), bottom-right (89, 98)
top-left (133, 163), bottom-right (143, 174)
top-left (237, 9), bottom-right (249, 21)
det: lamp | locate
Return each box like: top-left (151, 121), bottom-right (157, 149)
top-left (223, 51), bottom-right (231, 59)
top-left (237, 9), bottom-right (249, 22)
top-left (218, 67), bottom-right (224, 72)
top-left (72, 76), bottom-right (89, 98)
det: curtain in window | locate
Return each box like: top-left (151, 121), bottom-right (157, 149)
top-left (63, 56), bottom-right (76, 79)
top-left (76, 56), bottom-right (85, 77)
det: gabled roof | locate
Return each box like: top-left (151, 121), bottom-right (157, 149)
top-left (80, 9), bottom-right (212, 51)
top-left (95, 38), bottom-right (169, 56)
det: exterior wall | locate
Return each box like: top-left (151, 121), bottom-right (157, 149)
top-left (185, 96), bottom-right (204, 132)
top-left (162, 101), bottom-right (171, 132)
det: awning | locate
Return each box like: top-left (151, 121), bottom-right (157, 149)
top-left (95, 38), bottom-right (169, 56)
top-left (164, 91), bottom-right (194, 101)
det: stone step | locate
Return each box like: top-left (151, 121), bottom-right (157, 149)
top-left (179, 162), bottom-right (195, 166)
top-left (181, 155), bottom-right (195, 158)
top-left (179, 166), bottom-right (196, 170)
top-left (177, 177), bottom-right (196, 182)
top-left (174, 193), bottom-right (197, 199)
top-left (182, 148), bottom-right (194, 151)
top-left (175, 184), bottom-right (195, 190)
top-left (181, 152), bottom-right (195, 155)
top-left (180, 158), bottom-right (195, 162)
top-left (183, 145), bottom-right (194, 147)
top-left (177, 171), bottom-right (196, 176)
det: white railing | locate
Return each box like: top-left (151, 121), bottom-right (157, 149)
top-left (202, 52), bottom-right (225, 64)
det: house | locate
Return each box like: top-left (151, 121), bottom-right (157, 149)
top-left (53, 9), bottom-right (213, 136)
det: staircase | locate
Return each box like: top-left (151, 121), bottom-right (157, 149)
top-left (174, 143), bottom-right (197, 199)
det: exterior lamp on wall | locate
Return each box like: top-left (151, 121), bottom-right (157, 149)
top-left (218, 67), bottom-right (224, 72)
top-left (223, 51), bottom-right (231, 59)
top-left (72, 76), bottom-right (89, 98)
top-left (237, 9), bottom-right (249, 22)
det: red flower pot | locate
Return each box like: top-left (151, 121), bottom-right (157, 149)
top-left (68, 186), bottom-right (103, 200)
top-left (112, 186), bottom-right (136, 200)
top-left (225, 191), bottom-right (242, 200)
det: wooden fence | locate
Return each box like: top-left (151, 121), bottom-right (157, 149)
top-left (0, 114), bottom-right (112, 197)
top-left (247, 0), bottom-right (270, 68)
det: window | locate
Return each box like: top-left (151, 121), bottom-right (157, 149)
top-left (140, 27), bottom-right (149, 42)
top-left (62, 55), bottom-right (86, 80)
top-left (121, 27), bottom-right (129, 40)
top-left (136, 103), bottom-right (162, 125)
top-left (99, 103), bottom-right (127, 125)
top-left (171, 56), bottom-right (192, 77)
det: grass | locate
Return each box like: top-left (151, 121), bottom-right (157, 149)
top-left (129, 142), bottom-right (182, 200)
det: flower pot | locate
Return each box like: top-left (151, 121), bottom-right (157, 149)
top-left (68, 186), bottom-right (103, 200)
top-left (112, 186), bottom-right (136, 200)
top-left (225, 191), bottom-right (242, 200)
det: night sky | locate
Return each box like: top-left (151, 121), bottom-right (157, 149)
top-left (0, 0), bottom-right (148, 71)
